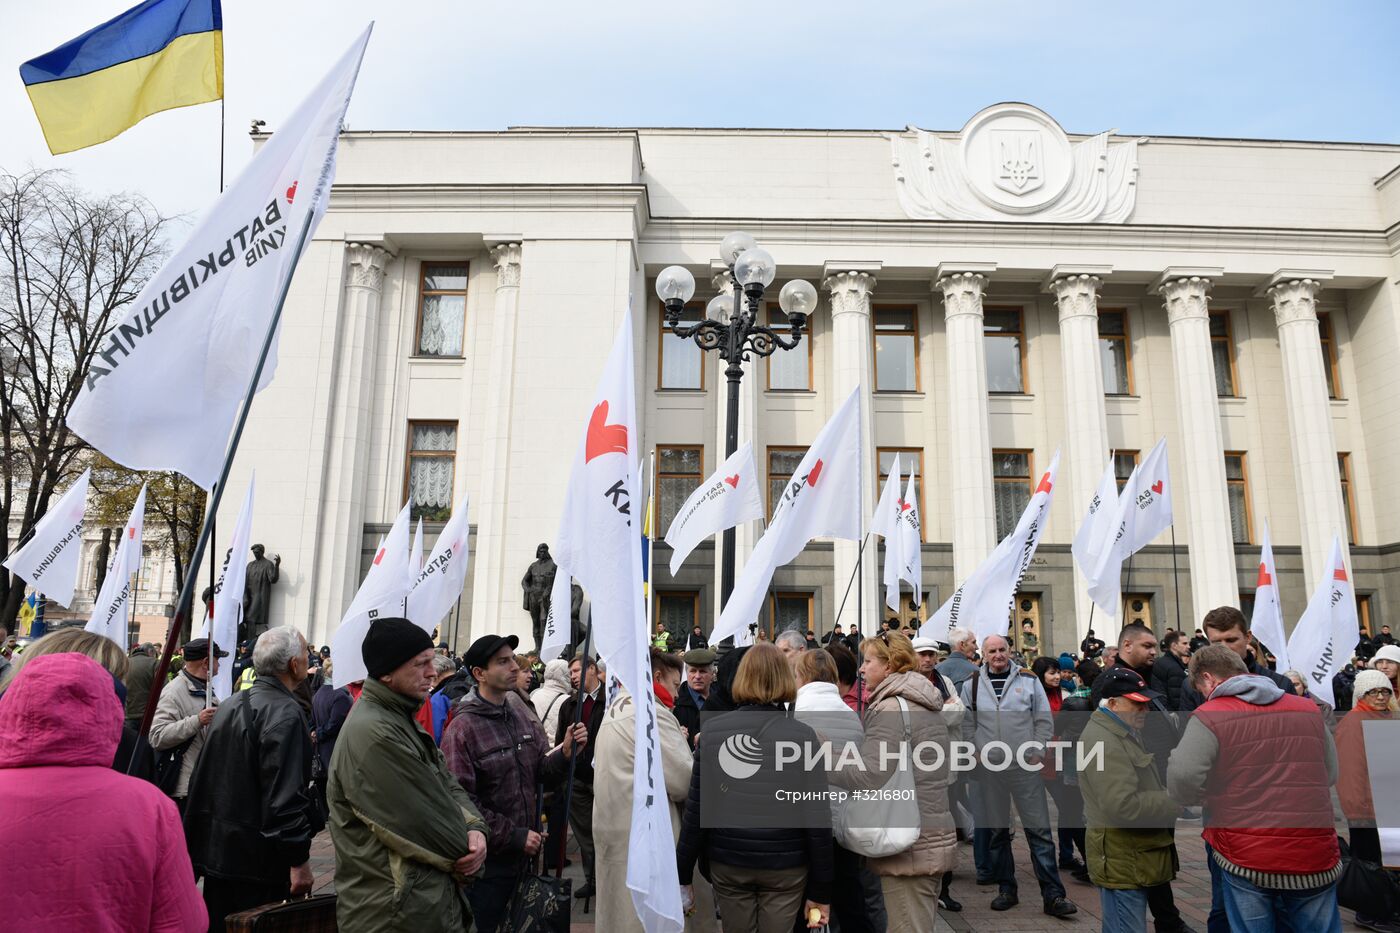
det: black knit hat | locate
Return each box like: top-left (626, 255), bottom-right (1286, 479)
top-left (362, 617), bottom-right (434, 679)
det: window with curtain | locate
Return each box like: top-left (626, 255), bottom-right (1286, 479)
top-left (877, 448), bottom-right (925, 541)
top-left (1098, 310), bottom-right (1132, 395)
top-left (992, 450), bottom-right (1032, 540)
top-left (1224, 452), bottom-right (1251, 544)
top-left (1210, 311), bottom-right (1237, 397)
top-left (873, 306), bottom-right (918, 392)
top-left (984, 308), bottom-right (1025, 393)
top-left (657, 446), bottom-right (703, 532)
top-left (416, 263), bottom-right (468, 357)
top-left (767, 305), bottom-right (812, 390)
top-left (406, 421), bottom-right (457, 522)
top-left (1319, 313), bottom-right (1341, 399)
top-left (660, 303), bottom-right (704, 389)
top-left (770, 592), bottom-right (813, 635)
top-left (768, 448), bottom-right (806, 519)
top-left (1339, 452), bottom-right (1357, 544)
top-left (657, 591), bottom-right (699, 640)
top-left (1113, 450), bottom-right (1139, 493)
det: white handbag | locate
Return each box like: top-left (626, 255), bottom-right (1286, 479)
top-left (834, 696), bottom-right (920, 858)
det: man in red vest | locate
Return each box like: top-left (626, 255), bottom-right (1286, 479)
top-left (1167, 644), bottom-right (1342, 933)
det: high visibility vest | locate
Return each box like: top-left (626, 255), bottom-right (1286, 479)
top-left (237, 666), bottom-right (257, 691)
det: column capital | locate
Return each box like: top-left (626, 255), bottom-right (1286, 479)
top-left (1158, 275), bottom-right (1214, 326)
top-left (1048, 273), bottom-right (1104, 323)
top-left (822, 270), bottom-right (877, 317)
top-left (935, 271), bottom-right (988, 319)
top-left (345, 242), bottom-right (392, 292)
top-left (490, 242), bottom-right (522, 288)
top-left (1265, 278), bottom-right (1326, 327)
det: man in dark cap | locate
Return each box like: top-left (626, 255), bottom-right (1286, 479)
top-left (328, 618), bottom-right (490, 933)
top-left (443, 633), bottom-right (588, 933)
top-left (673, 647), bottom-right (715, 749)
top-left (150, 637), bottom-right (228, 809)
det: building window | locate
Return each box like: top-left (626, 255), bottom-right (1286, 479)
top-left (767, 305), bottom-right (812, 390)
top-left (1098, 310), bottom-right (1133, 395)
top-left (1210, 310), bottom-right (1238, 398)
top-left (770, 591), bottom-right (813, 636)
top-left (992, 450), bottom-right (1032, 541)
top-left (767, 447), bottom-right (807, 519)
top-left (984, 307), bottom-right (1026, 394)
top-left (1224, 451), bottom-right (1252, 544)
top-left (1339, 452), bottom-right (1357, 544)
top-left (659, 302), bottom-right (704, 389)
top-left (656, 591), bottom-right (699, 641)
top-left (1357, 594), bottom-right (1373, 637)
top-left (877, 448), bottom-right (925, 542)
top-left (656, 446), bottom-right (704, 532)
top-left (1112, 450), bottom-right (1139, 493)
top-left (405, 421), bottom-right (457, 522)
top-left (873, 306), bottom-right (918, 392)
top-left (1319, 312), bottom-right (1342, 399)
top-left (415, 262), bottom-right (468, 357)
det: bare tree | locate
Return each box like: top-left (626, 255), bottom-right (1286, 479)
top-left (0, 170), bottom-right (169, 631)
top-left (88, 455), bottom-right (206, 606)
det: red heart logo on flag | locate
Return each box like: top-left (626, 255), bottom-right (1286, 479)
top-left (1334, 566), bottom-right (1348, 582)
top-left (585, 401), bottom-right (628, 463)
top-left (1151, 480), bottom-right (1164, 494)
top-left (898, 499), bottom-right (912, 512)
top-left (1035, 473), bottom-right (1053, 495)
top-left (806, 459), bottom-right (824, 488)
top-left (1256, 562), bottom-right (1272, 587)
top-left (373, 547), bottom-right (386, 566)
top-left (286, 181), bottom-right (298, 203)
top-left (724, 475), bottom-right (740, 488)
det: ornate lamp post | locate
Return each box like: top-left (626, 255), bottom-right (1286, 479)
top-left (655, 232), bottom-right (819, 613)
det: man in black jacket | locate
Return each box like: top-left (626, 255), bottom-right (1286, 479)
top-left (556, 652), bottom-right (606, 899)
top-left (1151, 631), bottom-right (1191, 711)
top-left (184, 625), bottom-right (323, 932)
top-left (1177, 607), bottom-right (1293, 712)
top-left (673, 647), bottom-right (715, 749)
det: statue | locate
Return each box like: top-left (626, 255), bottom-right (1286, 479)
top-left (92, 528), bottom-right (112, 593)
top-left (243, 544), bottom-right (281, 639)
top-left (521, 543), bottom-right (557, 653)
top-left (570, 582), bottom-right (586, 650)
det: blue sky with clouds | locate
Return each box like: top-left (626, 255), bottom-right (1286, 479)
top-left (3, 0), bottom-right (1397, 218)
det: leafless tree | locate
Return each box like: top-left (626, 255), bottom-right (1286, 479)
top-left (0, 170), bottom-right (169, 631)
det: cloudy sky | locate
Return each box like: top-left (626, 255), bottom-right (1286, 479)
top-left (4, 0), bottom-right (1398, 220)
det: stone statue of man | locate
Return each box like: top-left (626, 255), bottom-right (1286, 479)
top-left (570, 582), bottom-right (586, 650)
top-left (92, 528), bottom-right (112, 594)
top-left (243, 544), bottom-right (281, 638)
top-left (521, 543), bottom-right (557, 653)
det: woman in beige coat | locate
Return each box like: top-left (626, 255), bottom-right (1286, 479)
top-left (593, 650), bottom-right (717, 933)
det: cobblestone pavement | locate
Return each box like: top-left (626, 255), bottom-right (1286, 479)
top-left (308, 820), bottom-right (1367, 931)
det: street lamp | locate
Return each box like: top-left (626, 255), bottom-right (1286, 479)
top-left (655, 234), bottom-right (817, 619)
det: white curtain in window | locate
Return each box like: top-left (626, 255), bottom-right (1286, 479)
top-left (994, 484), bottom-right (1029, 541)
top-left (410, 458), bottom-right (454, 515)
top-left (1228, 486), bottom-right (1250, 544)
top-left (418, 295), bottom-right (465, 356)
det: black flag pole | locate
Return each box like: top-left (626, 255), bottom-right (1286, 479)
top-left (134, 211), bottom-right (318, 746)
top-left (555, 624), bottom-right (595, 880)
top-left (1169, 523), bottom-right (1182, 632)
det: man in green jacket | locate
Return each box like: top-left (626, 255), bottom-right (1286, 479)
top-left (329, 618), bottom-right (490, 932)
top-left (1078, 667), bottom-right (1182, 933)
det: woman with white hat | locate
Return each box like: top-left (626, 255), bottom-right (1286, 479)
top-left (1370, 644), bottom-right (1400, 695)
top-left (1335, 668), bottom-right (1398, 933)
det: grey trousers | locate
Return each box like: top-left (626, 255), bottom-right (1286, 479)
top-left (568, 779), bottom-right (596, 884)
top-left (709, 862), bottom-right (807, 933)
top-left (879, 874), bottom-right (939, 931)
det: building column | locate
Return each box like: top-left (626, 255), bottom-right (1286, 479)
top-left (712, 266), bottom-right (760, 631)
top-left (1266, 274), bottom-right (1350, 590)
top-left (311, 241), bottom-right (392, 645)
top-left (936, 269), bottom-right (996, 582)
top-left (1048, 270), bottom-right (1111, 640)
top-left (823, 267), bottom-right (878, 635)
top-left (1157, 271), bottom-right (1238, 621)
top-left (468, 243), bottom-right (524, 640)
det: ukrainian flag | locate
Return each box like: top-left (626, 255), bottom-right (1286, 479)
top-left (21, 0), bottom-right (223, 155)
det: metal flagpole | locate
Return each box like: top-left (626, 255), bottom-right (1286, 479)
top-left (832, 534), bottom-right (870, 629)
top-left (1169, 523), bottom-right (1182, 631)
top-left (556, 625), bottom-right (594, 882)
top-left (135, 211), bottom-right (318, 744)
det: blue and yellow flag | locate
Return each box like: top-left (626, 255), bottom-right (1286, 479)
top-left (21, 0), bottom-right (223, 155)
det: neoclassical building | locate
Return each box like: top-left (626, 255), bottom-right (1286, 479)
top-left (224, 102), bottom-right (1400, 654)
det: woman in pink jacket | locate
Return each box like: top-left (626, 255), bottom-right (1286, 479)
top-left (0, 651), bottom-right (206, 933)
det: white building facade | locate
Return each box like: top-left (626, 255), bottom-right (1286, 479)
top-left (223, 103), bottom-right (1400, 655)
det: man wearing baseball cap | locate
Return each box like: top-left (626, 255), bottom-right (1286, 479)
top-left (1079, 667), bottom-right (1183, 932)
top-left (149, 637), bottom-right (228, 809)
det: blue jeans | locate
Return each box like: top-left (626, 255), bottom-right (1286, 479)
top-left (1099, 887), bottom-right (1149, 933)
top-left (1203, 843), bottom-right (1229, 933)
top-left (978, 768), bottom-right (1066, 901)
top-left (1219, 870), bottom-right (1340, 933)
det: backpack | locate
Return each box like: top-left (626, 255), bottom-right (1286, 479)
top-left (153, 735), bottom-right (195, 797)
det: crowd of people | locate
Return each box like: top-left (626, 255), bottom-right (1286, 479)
top-left (0, 603), bottom-right (1395, 933)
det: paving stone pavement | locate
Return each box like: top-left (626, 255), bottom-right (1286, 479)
top-left (308, 819), bottom-right (1368, 931)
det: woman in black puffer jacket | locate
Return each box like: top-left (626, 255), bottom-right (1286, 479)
top-left (676, 644), bottom-right (833, 932)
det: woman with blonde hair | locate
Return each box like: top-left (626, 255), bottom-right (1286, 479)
top-left (676, 643), bottom-right (833, 931)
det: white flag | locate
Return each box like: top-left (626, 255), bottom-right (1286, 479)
top-left (554, 312), bottom-right (683, 933)
top-left (65, 27), bottom-right (373, 489)
top-left (539, 568), bottom-right (574, 662)
top-left (1086, 438), bottom-right (1172, 617)
top-left (923, 450), bottom-right (1060, 646)
top-left (899, 471), bottom-right (923, 609)
top-left (664, 441), bottom-right (763, 577)
top-left (85, 484), bottom-right (146, 647)
top-left (716, 389), bottom-right (863, 645)
top-left (409, 519), bottom-right (425, 578)
top-left (3, 467), bottom-right (90, 607)
top-left (1286, 535), bottom-right (1357, 707)
top-left (406, 500), bottom-right (470, 637)
top-left (870, 456), bottom-right (920, 612)
top-left (200, 477), bottom-right (255, 699)
top-left (1251, 520), bottom-right (1289, 672)
top-left (332, 501), bottom-right (413, 687)
top-left (1072, 457), bottom-right (1120, 602)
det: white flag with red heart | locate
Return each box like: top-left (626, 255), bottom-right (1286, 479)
top-left (86, 483), bottom-right (147, 647)
top-left (406, 499), bottom-right (470, 637)
top-left (1086, 437), bottom-right (1172, 618)
top-left (3, 467), bottom-right (90, 607)
top-left (664, 441), bottom-right (763, 577)
top-left (871, 455), bottom-right (923, 611)
top-left (1251, 520), bottom-right (1290, 672)
top-left (332, 500), bottom-right (412, 687)
top-left (199, 475), bottom-right (255, 699)
top-left (1286, 535), bottom-right (1356, 706)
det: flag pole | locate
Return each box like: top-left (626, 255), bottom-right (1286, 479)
top-left (833, 533), bottom-right (871, 630)
top-left (134, 211), bottom-right (318, 745)
top-left (1168, 524), bottom-right (1182, 632)
top-left (556, 624), bottom-right (594, 882)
